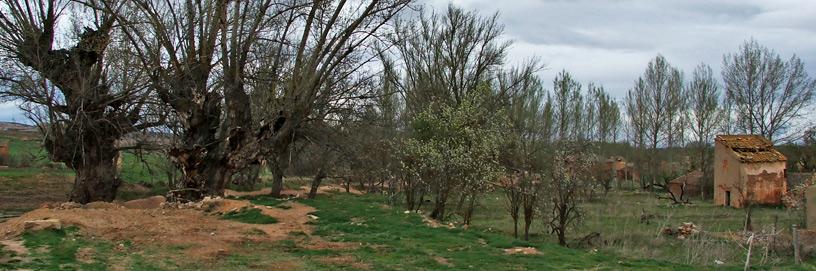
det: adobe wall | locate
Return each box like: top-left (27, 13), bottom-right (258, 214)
top-left (742, 161), bottom-right (787, 206)
top-left (714, 141), bottom-right (743, 207)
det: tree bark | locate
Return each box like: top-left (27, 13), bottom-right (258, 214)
top-left (308, 167), bottom-right (327, 199)
top-left (523, 204), bottom-right (534, 241)
top-left (68, 146), bottom-right (121, 203)
top-left (269, 159), bottom-right (286, 198)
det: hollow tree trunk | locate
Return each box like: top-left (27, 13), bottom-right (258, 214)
top-left (68, 146), bottom-right (121, 203)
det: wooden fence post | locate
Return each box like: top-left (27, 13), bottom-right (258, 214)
top-left (793, 224), bottom-right (801, 264)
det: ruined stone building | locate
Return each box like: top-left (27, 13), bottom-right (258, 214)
top-left (668, 170), bottom-right (703, 200)
top-left (714, 135), bottom-right (787, 207)
top-left (605, 156), bottom-right (639, 184)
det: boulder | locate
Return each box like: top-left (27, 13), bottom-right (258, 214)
top-left (24, 219), bottom-right (62, 231)
top-left (122, 196), bottom-right (167, 209)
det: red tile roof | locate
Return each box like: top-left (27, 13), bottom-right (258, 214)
top-left (716, 135), bottom-right (787, 163)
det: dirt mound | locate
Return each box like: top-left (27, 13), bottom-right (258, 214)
top-left (0, 197), bottom-right (317, 261)
top-left (121, 196), bottom-right (166, 209)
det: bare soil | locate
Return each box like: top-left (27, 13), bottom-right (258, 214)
top-left (503, 247), bottom-right (541, 255)
top-left (0, 174), bottom-right (71, 211)
top-left (0, 197), bottom-right (317, 262)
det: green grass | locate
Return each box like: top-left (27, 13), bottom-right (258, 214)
top-left (5, 193), bottom-right (816, 270)
top-left (277, 193), bottom-right (696, 270)
top-left (469, 189), bottom-right (805, 268)
top-left (221, 208), bottom-right (278, 224)
top-left (119, 151), bottom-right (176, 185)
top-left (15, 227), bottom-right (114, 271)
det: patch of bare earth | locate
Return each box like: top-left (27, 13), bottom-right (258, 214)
top-left (75, 247), bottom-right (95, 264)
top-left (503, 247), bottom-right (541, 255)
top-left (433, 256), bottom-right (452, 267)
top-left (0, 239), bottom-right (28, 264)
top-left (0, 197), bottom-right (317, 262)
top-left (0, 174), bottom-right (71, 211)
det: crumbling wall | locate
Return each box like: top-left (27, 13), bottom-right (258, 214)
top-left (744, 162), bottom-right (786, 206)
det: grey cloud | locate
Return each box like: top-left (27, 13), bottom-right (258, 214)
top-left (422, 0), bottom-right (816, 98)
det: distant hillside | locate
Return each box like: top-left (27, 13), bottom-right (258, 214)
top-left (0, 121), bottom-right (36, 132)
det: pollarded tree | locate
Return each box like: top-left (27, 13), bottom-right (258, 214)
top-left (118, 0), bottom-right (412, 199)
top-left (722, 39), bottom-right (816, 142)
top-left (0, 0), bottom-right (163, 203)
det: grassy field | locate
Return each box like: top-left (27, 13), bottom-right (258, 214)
top-left (468, 189), bottom-right (806, 268)
top-left (0, 194), bottom-right (693, 270)
top-left (3, 181), bottom-right (816, 270)
top-left (1, 132), bottom-right (814, 269)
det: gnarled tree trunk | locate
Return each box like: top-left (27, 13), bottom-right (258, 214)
top-left (70, 150), bottom-right (121, 203)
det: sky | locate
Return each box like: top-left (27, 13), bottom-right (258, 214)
top-left (1, 0), bottom-right (815, 123)
top-left (422, 0), bottom-right (816, 99)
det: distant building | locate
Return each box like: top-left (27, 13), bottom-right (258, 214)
top-left (714, 135), bottom-right (787, 207)
top-left (668, 170), bottom-right (703, 200)
top-left (603, 156), bottom-right (639, 186)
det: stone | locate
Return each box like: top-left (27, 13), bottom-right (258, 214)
top-left (59, 202), bottom-right (82, 210)
top-left (24, 219), bottom-right (62, 231)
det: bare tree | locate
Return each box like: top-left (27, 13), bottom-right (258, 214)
top-left (385, 5), bottom-right (510, 116)
top-left (116, 0), bottom-right (411, 199)
top-left (588, 83), bottom-right (620, 143)
top-left (0, 0), bottom-right (163, 203)
top-left (639, 55), bottom-right (684, 150)
top-left (627, 55), bottom-right (685, 188)
top-left (722, 39), bottom-right (816, 142)
top-left (626, 79), bottom-right (648, 149)
top-left (686, 63), bottom-right (725, 198)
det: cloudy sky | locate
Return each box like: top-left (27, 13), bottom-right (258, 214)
top-left (423, 0), bottom-right (816, 99)
top-left (1, 0), bottom-right (815, 122)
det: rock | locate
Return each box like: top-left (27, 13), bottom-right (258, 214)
top-left (122, 196), bottom-right (167, 209)
top-left (24, 219), bottom-right (62, 231)
top-left (59, 202), bottom-right (82, 210)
